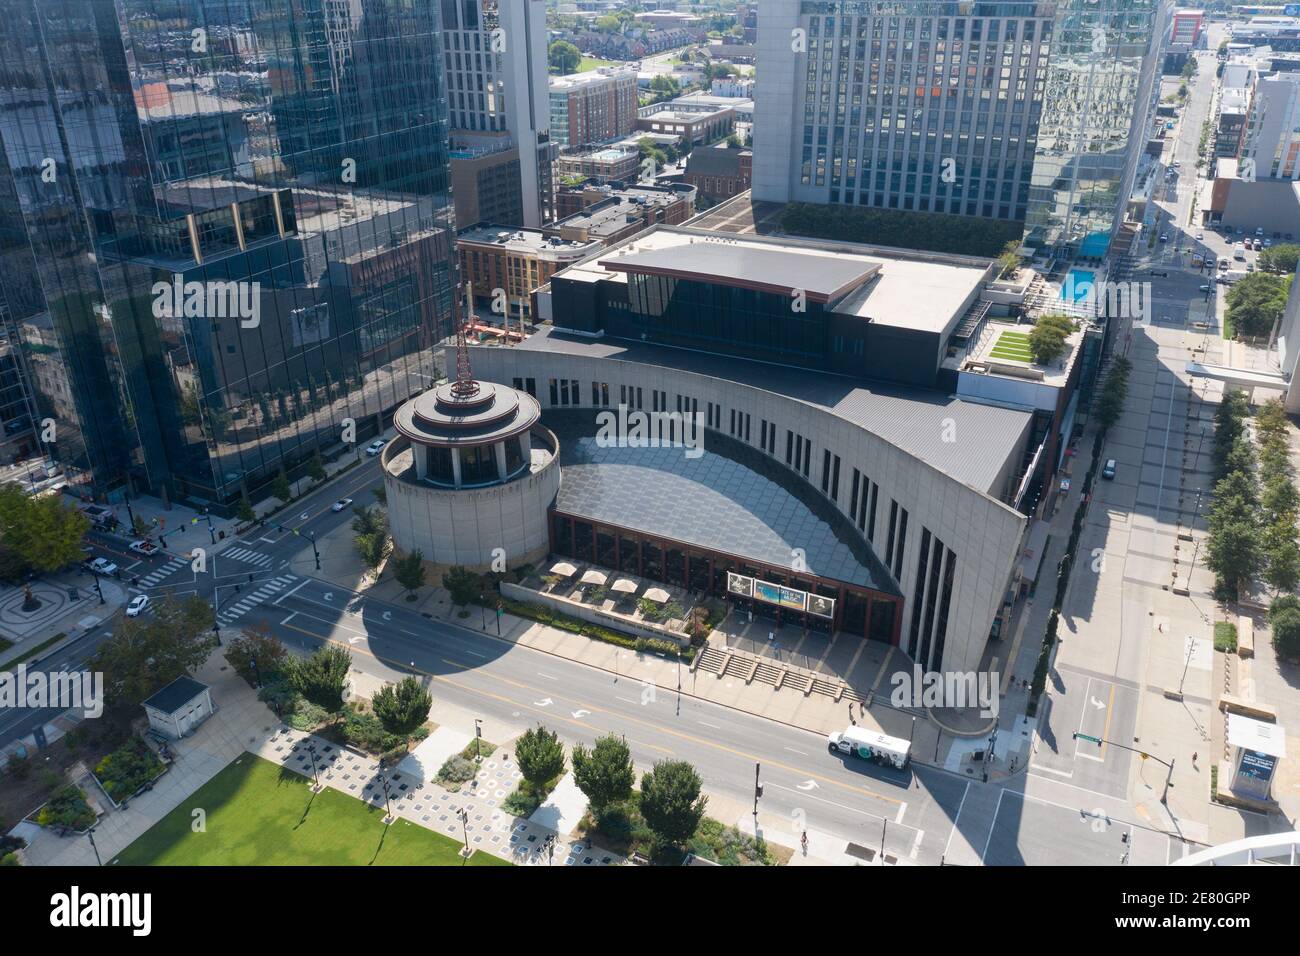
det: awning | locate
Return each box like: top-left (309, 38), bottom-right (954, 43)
top-left (611, 578), bottom-right (638, 594)
top-left (549, 561), bottom-right (578, 578)
top-left (581, 569), bottom-right (609, 586)
top-left (643, 587), bottom-right (671, 603)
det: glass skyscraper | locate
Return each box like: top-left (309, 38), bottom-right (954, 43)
top-left (1022, 0), bottom-right (1167, 258)
top-left (0, 0), bottom-right (454, 510)
top-left (752, 1), bottom-right (1167, 258)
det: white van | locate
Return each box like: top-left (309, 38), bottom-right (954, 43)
top-left (1233, 243), bottom-right (1246, 260)
top-left (828, 726), bottom-right (911, 769)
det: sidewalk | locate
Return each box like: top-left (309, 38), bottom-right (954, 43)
top-left (0, 572), bottom-right (128, 669)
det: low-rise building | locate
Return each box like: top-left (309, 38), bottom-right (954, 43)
top-left (556, 146), bottom-right (642, 184)
top-left (636, 100), bottom-right (735, 145)
top-left (545, 182), bottom-right (696, 245)
top-left (549, 69), bottom-right (639, 148)
top-left (457, 225), bottom-right (602, 319)
top-left (683, 147), bottom-right (752, 205)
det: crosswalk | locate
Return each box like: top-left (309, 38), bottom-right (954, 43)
top-left (221, 546), bottom-right (275, 568)
top-left (216, 574), bottom-right (298, 626)
top-left (136, 557), bottom-right (187, 589)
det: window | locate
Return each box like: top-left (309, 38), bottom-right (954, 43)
top-left (549, 378), bottom-right (559, 406)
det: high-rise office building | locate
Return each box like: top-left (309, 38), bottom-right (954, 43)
top-left (0, 0), bottom-right (455, 509)
top-left (753, 1), bottom-right (1166, 258)
top-left (441, 0), bottom-right (556, 226)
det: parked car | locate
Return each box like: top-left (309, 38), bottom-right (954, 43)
top-left (1195, 232), bottom-right (1204, 240)
top-left (125, 594), bottom-right (151, 618)
top-left (1199, 284), bottom-right (1213, 292)
top-left (1102, 459), bottom-right (1117, 480)
top-left (88, 557), bottom-right (117, 576)
top-left (129, 540), bottom-right (159, 556)
top-left (331, 497), bottom-right (354, 512)
top-left (1159, 233), bottom-right (1168, 242)
top-left (1264, 239), bottom-right (1273, 248)
top-left (1256, 226), bottom-right (1265, 236)
top-left (365, 439), bottom-right (387, 456)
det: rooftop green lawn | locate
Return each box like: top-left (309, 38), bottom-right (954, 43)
top-left (113, 753), bottom-right (511, 866)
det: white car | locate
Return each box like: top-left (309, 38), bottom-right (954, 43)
top-left (331, 497), bottom-right (353, 512)
top-left (365, 439), bottom-right (387, 456)
top-left (1199, 284), bottom-right (1213, 292)
top-left (89, 557), bottom-right (117, 576)
top-left (125, 595), bottom-right (151, 618)
top-left (1195, 232), bottom-right (1204, 240)
top-left (129, 540), bottom-right (159, 556)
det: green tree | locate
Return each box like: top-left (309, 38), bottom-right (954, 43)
top-left (442, 565), bottom-right (482, 606)
top-left (1263, 517), bottom-right (1300, 593)
top-left (1211, 390), bottom-right (1251, 481)
top-left (224, 621), bottom-right (288, 687)
top-left (235, 497), bottom-right (255, 523)
top-left (1028, 314), bottom-right (1073, 365)
top-left (90, 595), bottom-right (218, 707)
top-left (996, 239), bottom-right (1022, 278)
top-left (1269, 595), bottom-right (1300, 658)
top-left (548, 40), bottom-right (581, 74)
top-left (516, 725), bottom-right (566, 791)
top-left (1257, 243), bottom-right (1300, 274)
top-left (572, 734), bottom-right (635, 823)
top-left (371, 484), bottom-right (387, 506)
top-left (393, 550), bottom-right (426, 598)
top-left (270, 469), bottom-right (292, 502)
top-left (639, 759), bottom-right (707, 849)
top-left (288, 644), bottom-right (352, 712)
top-left (354, 531), bottom-right (390, 570)
top-left (371, 676), bottom-right (432, 739)
top-left (351, 504), bottom-right (387, 538)
top-left (307, 451), bottom-right (326, 484)
top-left (1093, 356), bottom-right (1131, 431)
top-left (0, 485), bottom-right (91, 574)
top-left (1225, 272), bottom-right (1291, 339)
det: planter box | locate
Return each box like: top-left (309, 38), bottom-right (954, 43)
top-left (501, 581), bottom-right (689, 648)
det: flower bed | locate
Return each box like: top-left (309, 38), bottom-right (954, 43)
top-left (92, 736), bottom-right (167, 806)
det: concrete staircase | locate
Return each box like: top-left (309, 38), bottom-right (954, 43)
top-left (692, 641), bottom-right (862, 702)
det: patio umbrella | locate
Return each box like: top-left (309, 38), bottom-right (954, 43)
top-left (643, 587), bottom-right (670, 603)
top-left (581, 569), bottom-right (609, 586)
top-left (610, 578), bottom-right (638, 594)
top-left (549, 561), bottom-right (578, 578)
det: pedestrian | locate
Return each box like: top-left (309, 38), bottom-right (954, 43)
top-left (848, 704), bottom-right (855, 725)
top-left (1192, 751), bottom-right (1198, 767)
top-left (801, 831), bottom-right (808, 854)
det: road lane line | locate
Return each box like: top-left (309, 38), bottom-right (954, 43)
top-left (280, 617), bottom-right (907, 806)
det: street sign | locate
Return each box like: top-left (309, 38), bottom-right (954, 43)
top-left (1076, 733), bottom-right (1102, 745)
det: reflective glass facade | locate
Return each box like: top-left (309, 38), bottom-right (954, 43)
top-left (0, 0), bottom-right (454, 508)
top-left (1023, 0), bottom-right (1165, 257)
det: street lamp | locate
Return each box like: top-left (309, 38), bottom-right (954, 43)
top-left (457, 806), bottom-right (470, 857)
top-left (306, 743), bottom-right (321, 791)
top-left (474, 718), bottom-right (483, 763)
top-left (377, 759), bottom-right (394, 824)
top-left (310, 531), bottom-right (321, 570)
top-left (86, 826), bottom-right (102, 866)
top-left (91, 570), bottom-right (105, 606)
top-left (543, 833), bottom-right (556, 866)
top-left (479, 593), bottom-right (486, 630)
top-left (752, 762), bottom-right (762, 822)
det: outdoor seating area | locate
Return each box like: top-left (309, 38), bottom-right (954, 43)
top-left (515, 559), bottom-right (728, 642)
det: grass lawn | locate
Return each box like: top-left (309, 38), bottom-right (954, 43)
top-left (113, 753), bottom-right (511, 866)
top-left (574, 56), bottom-right (617, 72)
top-left (989, 330), bottom-right (1034, 362)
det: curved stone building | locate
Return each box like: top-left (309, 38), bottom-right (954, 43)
top-left (381, 376), bottom-right (559, 570)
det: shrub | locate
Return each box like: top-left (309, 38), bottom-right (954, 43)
top-left (36, 785), bottom-right (95, 831)
top-left (438, 755), bottom-right (477, 786)
top-left (1213, 621), bottom-right (1239, 654)
top-left (94, 737), bottom-right (164, 802)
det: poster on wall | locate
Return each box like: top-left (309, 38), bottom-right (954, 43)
top-left (726, 572), bottom-right (753, 598)
top-left (807, 594), bottom-right (836, 618)
top-left (754, 580), bottom-right (806, 611)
